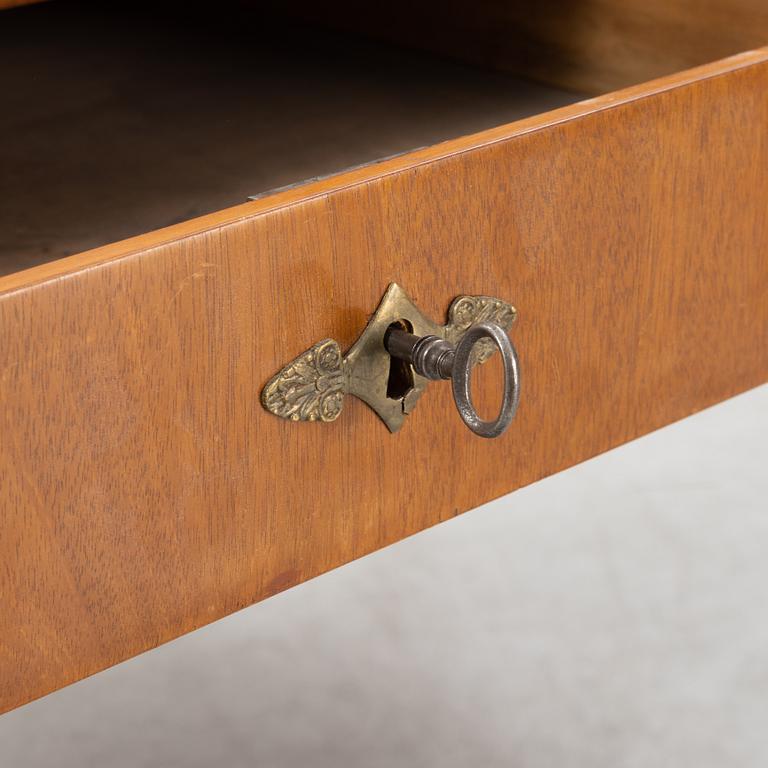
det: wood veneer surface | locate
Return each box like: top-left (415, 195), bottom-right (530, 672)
top-left (1, 52), bottom-right (768, 713)
top-left (0, 2), bottom-right (578, 274)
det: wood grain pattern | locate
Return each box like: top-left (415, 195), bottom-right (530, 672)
top-left (276, 0), bottom-right (768, 93)
top-left (0, 1), bottom-right (578, 274)
top-left (2, 51), bottom-right (768, 714)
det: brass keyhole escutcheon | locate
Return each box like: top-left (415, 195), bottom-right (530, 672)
top-left (261, 283), bottom-right (520, 437)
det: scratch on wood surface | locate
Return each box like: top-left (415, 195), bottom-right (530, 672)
top-left (167, 263), bottom-right (218, 306)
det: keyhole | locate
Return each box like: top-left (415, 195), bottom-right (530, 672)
top-left (386, 319), bottom-right (414, 400)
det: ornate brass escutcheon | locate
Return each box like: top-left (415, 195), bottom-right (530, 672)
top-left (261, 283), bottom-right (520, 437)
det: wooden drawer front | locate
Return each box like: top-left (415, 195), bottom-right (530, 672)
top-left (1, 52), bottom-right (767, 713)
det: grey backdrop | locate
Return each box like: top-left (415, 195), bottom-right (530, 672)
top-left (2, 385), bottom-right (767, 767)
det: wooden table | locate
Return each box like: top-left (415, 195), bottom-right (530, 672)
top-left (1, 0), bottom-right (766, 714)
